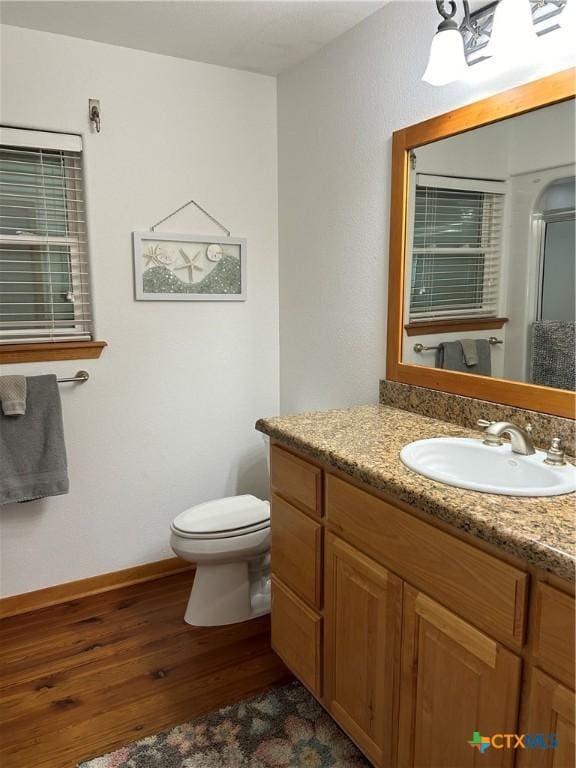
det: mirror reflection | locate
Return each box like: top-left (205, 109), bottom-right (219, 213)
top-left (403, 100), bottom-right (575, 392)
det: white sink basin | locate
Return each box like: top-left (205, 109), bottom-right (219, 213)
top-left (400, 438), bottom-right (576, 497)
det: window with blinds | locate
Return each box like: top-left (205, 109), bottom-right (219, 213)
top-left (408, 175), bottom-right (506, 323)
top-left (0, 127), bottom-right (93, 344)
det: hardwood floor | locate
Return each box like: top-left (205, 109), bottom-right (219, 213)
top-left (0, 571), bottom-right (291, 768)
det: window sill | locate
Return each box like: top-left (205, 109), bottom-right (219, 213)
top-left (404, 318), bottom-right (508, 337)
top-left (0, 341), bottom-right (107, 364)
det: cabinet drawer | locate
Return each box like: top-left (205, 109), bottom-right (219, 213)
top-left (271, 494), bottom-right (322, 608)
top-left (270, 445), bottom-right (322, 518)
top-left (326, 474), bottom-right (528, 647)
top-left (271, 577), bottom-right (322, 696)
top-left (533, 583), bottom-right (575, 688)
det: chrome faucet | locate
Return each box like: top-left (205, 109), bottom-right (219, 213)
top-left (477, 420), bottom-right (536, 456)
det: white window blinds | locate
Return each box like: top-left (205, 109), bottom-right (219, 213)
top-left (0, 127), bottom-right (93, 344)
top-left (408, 175), bottom-right (506, 323)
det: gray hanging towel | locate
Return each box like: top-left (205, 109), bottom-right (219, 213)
top-left (530, 321), bottom-right (576, 391)
top-left (435, 340), bottom-right (492, 377)
top-left (0, 375), bottom-right (69, 505)
top-left (460, 339), bottom-right (479, 367)
top-left (0, 375), bottom-right (27, 415)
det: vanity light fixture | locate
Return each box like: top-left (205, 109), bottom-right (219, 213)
top-left (422, 0), bottom-right (570, 85)
top-left (422, 1), bottom-right (469, 86)
top-left (484, 0), bottom-right (538, 62)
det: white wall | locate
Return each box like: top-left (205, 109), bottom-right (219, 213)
top-left (277, 0), bottom-right (576, 413)
top-left (0, 25), bottom-right (279, 596)
top-left (415, 121), bottom-right (511, 180)
top-left (509, 101), bottom-right (576, 175)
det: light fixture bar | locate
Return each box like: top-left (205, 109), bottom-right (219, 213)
top-left (461, 0), bottom-right (568, 64)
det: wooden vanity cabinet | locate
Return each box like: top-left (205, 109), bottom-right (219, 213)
top-left (268, 443), bottom-right (575, 768)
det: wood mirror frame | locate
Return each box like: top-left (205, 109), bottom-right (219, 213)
top-left (386, 68), bottom-right (576, 419)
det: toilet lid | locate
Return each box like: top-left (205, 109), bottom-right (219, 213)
top-left (172, 495), bottom-right (270, 537)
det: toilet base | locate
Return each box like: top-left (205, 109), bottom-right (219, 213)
top-left (184, 559), bottom-right (271, 627)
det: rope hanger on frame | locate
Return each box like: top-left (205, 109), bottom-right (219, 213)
top-left (150, 198), bottom-right (231, 237)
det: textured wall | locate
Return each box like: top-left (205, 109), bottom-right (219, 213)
top-left (0, 25), bottom-right (279, 596)
top-left (277, 0), bottom-right (576, 413)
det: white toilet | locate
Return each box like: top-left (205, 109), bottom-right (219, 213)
top-left (170, 493), bottom-right (271, 626)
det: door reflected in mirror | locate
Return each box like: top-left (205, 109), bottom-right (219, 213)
top-left (403, 100), bottom-right (575, 392)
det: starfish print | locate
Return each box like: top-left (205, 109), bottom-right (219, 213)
top-left (143, 245), bottom-right (158, 268)
top-left (173, 248), bottom-right (204, 284)
top-left (143, 244), bottom-right (174, 268)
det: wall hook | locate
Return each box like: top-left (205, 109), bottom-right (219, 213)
top-left (89, 99), bottom-right (101, 133)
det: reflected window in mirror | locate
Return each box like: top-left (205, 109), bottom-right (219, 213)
top-left (408, 178), bottom-right (505, 323)
top-left (537, 178), bottom-right (575, 323)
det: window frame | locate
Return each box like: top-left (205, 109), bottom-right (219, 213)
top-left (0, 125), bottom-right (105, 363)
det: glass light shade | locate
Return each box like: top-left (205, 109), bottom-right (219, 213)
top-left (422, 27), bottom-right (469, 86)
top-left (559, 0), bottom-right (576, 35)
top-left (486, 0), bottom-right (538, 61)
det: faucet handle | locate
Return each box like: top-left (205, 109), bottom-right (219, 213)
top-left (544, 438), bottom-right (566, 466)
top-left (477, 419), bottom-right (503, 446)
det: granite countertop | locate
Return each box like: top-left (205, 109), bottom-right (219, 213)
top-left (256, 404), bottom-right (576, 582)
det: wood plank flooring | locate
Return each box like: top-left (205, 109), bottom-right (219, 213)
top-left (0, 571), bottom-right (292, 768)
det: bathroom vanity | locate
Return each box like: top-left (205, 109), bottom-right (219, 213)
top-left (257, 404), bottom-right (575, 768)
top-left (257, 71), bottom-right (576, 767)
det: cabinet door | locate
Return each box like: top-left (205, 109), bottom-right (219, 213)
top-left (398, 585), bottom-right (521, 768)
top-left (532, 584), bottom-right (575, 689)
top-left (518, 669), bottom-right (575, 768)
top-left (324, 533), bottom-right (402, 767)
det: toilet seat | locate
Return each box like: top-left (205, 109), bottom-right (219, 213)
top-left (171, 494), bottom-right (270, 540)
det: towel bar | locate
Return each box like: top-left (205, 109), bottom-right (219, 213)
top-left (413, 336), bottom-right (504, 354)
top-left (56, 371), bottom-right (89, 384)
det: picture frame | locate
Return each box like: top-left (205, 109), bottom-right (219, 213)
top-left (132, 231), bottom-right (247, 301)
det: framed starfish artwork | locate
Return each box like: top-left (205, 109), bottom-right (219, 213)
top-left (132, 232), bottom-right (246, 301)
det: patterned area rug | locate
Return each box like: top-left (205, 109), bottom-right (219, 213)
top-left (78, 682), bottom-right (371, 767)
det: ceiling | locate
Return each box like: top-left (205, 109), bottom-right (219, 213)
top-left (0, 1), bottom-right (388, 75)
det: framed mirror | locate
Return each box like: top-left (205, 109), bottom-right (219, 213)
top-left (386, 69), bottom-right (576, 418)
